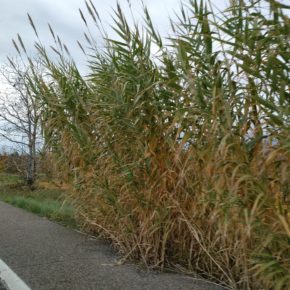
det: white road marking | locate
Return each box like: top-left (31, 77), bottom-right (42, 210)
top-left (0, 259), bottom-right (31, 290)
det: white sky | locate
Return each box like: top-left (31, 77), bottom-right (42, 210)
top-left (0, 0), bottom-right (289, 151)
top-left (0, 0), bottom-right (228, 150)
top-left (0, 0), bottom-right (229, 67)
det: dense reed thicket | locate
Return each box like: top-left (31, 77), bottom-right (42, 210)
top-left (14, 0), bottom-right (289, 288)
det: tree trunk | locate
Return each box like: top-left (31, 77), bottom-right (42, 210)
top-left (26, 115), bottom-right (37, 189)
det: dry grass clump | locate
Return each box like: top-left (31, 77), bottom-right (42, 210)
top-left (14, 0), bottom-right (290, 288)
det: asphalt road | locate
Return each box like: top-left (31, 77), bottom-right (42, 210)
top-left (0, 280), bottom-right (7, 290)
top-left (0, 201), bottom-right (225, 290)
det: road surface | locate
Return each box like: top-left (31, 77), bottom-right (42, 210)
top-left (0, 280), bottom-right (6, 290)
top-left (0, 201), bottom-right (225, 290)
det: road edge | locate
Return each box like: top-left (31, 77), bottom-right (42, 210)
top-left (0, 259), bottom-right (31, 290)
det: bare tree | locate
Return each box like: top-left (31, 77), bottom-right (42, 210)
top-left (0, 58), bottom-right (43, 188)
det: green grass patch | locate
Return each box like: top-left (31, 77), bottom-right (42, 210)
top-left (0, 173), bottom-right (76, 228)
top-left (0, 173), bottom-right (22, 186)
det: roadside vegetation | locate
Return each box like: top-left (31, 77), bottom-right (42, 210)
top-left (0, 173), bottom-right (76, 228)
top-left (2, 0), bottom-right (289, 289)
top-left (0, 58), bottom-right (44, 189)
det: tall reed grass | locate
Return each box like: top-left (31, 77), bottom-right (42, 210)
top-left (14, 0), bottom-right (289, 288)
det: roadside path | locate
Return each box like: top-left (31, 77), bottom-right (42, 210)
top-left (0, 201), bottom-right (224, 290)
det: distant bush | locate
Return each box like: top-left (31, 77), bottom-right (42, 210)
top-left (15, 0), bottom-right (290, 289)
top-left (0, 152), bottom-right (25, 174)
top-left (0, 155), bottom-right (7, 172)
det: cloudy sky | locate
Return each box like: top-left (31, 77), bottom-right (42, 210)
top-left (0, 0), bottom-right (229, 69)
top-left (0, 0), bottom-right (230, 151)
top-left (0, 0), bottom-right (287, 151)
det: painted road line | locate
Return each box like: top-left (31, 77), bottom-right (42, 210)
top-left (0, 259), bottom-right (31, 290)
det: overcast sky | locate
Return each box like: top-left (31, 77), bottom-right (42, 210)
top-left (0, 0), bottom-right (288, 151)
top-left (0, 0), bottom-right (230, 69)
top-left (0, 0), bottom-right (230, 151)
